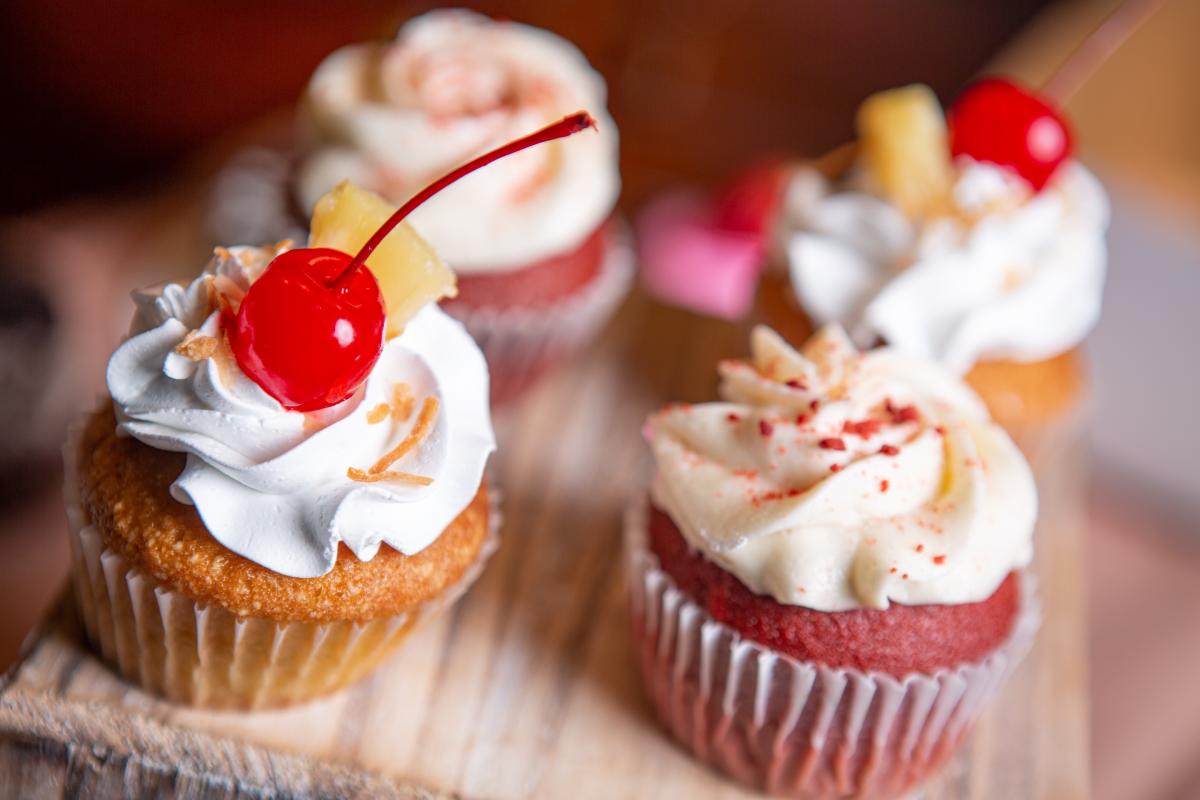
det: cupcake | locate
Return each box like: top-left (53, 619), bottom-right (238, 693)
top-left (292, 9), bottom-right (629, 403)
top-left (68, 117), bottom-right (592, 708)
top-left (763, 80), bottom-right (1109, 430)
top-left (630, 324), bottom-right (1039, 797)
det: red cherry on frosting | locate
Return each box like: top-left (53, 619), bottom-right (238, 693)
top-left (228, 112), bottom-right (597, 412)
top-left (948, 77), bottom-right (1072, 191)
top-left (230, 248), bottom-right (384, 411)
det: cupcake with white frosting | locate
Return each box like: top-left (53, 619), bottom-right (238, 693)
top-left (763, 80), bottom-right (1109, 427)
top-left (628, 324), bottom-right (1039, 797)
top-left (69, 114), bottom-right (596, 708)
top-left (68, 239), bottom-right (495, 709)
top-left (293, 9), bottom-right (629, 403)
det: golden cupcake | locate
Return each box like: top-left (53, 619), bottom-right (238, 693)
top-left (763, 79), bottom-right (1108, 430)
top-left (66, 115), bottom-right (594, 708)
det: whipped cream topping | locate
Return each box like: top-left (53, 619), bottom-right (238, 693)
top-left (646, 325), bottom-right (1035, 611)
top-left (296, 10), bottom-right (620, 273)
top-left (782, 158), bottom-right (1109, 373)
top-left (107, 245), bottom-right (495, 578)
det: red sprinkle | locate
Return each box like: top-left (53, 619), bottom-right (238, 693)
top-left (933, 555), bottom-right (946, 565)
top-left (759, 419), bottom-right (774, 437)
top-left (810, 399), bottom-right (821, 412)
top-left (726, 413), bottom-right (742, 423)
top-left (795, 414), bottom-right (810, 425)
top-left (829, 463), bottom-right (843, 472)
top-left (901, 573), bottom-right (909, 580)
top-left (935, 425), bottom-right (946, 436)
top-left (819, 437), bottom-right (846, 451)
top-left (889, 566), bottom-right (898, 574)
top-left (880, 479), bottom-right (890, 493)
top-left (758, 488), bottom-right (804, 502)
top-left (842, 419), bottom-right (883, 438)
top-left (885, 399), bottom-right (920, 424)
top-left (915, 544), bottom-right (925, 553)
top-left (785, 379), bottom-right (807, 390)
top-left (879, 444), bottom-right (900, 456)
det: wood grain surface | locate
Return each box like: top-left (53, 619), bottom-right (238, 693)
top-left (0, 291), bottom-right (1088, 799)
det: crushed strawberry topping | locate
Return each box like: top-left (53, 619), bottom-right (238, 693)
top-left (842, 418), bottom-right (883, 438)
top-left (885, 399), bottom-right (920, 424)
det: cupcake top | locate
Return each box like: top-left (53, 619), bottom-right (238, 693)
top-left (296, 9), bottom-right (620, 273)
top-left (107, 243), bottom-right (494, 578)
top-left (644, 324), bottom-right (1036, 611)
top-left (780, 81), bottom-right (1109, 374)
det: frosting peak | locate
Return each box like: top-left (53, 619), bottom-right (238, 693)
top-left (296, 10), bottom-right (620, 272)
top-left (646, 325), bottom-right (1035, 611)
top-left (107, 245), bottom-right (495, 578)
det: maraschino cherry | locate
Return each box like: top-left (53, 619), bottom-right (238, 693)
top-left (229, 112), bottom-right (597, 412)
top-left (948, 77), bottom-right (1072, 191)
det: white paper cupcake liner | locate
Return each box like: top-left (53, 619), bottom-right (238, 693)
top-left (441, 223), bottom-right (635, 406)
top-left (63, 415), bottom-right (501, 710)
top-left (625, 500), bottom-right (1039, 798)
top-left (207, 145), bottom-right (306, 248)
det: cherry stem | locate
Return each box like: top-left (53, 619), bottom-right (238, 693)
top-left (1041, 0), bottom-right (1167, 103)
top-left (332, 111), bottom-right (598, 289)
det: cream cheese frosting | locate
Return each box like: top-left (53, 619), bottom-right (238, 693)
top-left (645, 325), bottom-right (1036, 611)
top-left (782, 158), bottom-right (1109, 374)
top-left (296, 10), bottom-right (620, 273)
top-left (107, 244), bottom-right (495, 579)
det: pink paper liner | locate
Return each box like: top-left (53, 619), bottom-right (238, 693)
top-left (62, 413), bottom-right (501, 709)
top-left (441, 224), bottom-right (634, 406)
top-left (624, 500), bottom-right (1040, 798)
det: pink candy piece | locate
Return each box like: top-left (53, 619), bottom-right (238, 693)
top-left (637, 192), bottom-right (766, 320)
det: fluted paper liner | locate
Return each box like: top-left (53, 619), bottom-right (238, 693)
top-left (625, 501), bottom-right (1039, 799)
top-left (64, 419), bottom-right (501, 710)
top-left (443, 225), bottom-right (634, 405)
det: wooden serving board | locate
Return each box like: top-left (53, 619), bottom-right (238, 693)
top-left (0, 292), bottom-right (1087, 799)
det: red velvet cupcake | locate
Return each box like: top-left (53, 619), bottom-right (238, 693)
top-left (630, 324), bottom-right (1039, 797)
top-left (293, 10), bottom-right (630, 404)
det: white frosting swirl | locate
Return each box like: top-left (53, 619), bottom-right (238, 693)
top-left (296, 10), bottom-right (620, 272)
top-left (782, 159), bottom-right (1109, 373)
top-left (646, 325), bottom-right (1035, 611)
top-left (106, 245), bottom-right (495, 579)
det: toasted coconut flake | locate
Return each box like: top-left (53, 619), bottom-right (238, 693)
top-left (391, 383), bottom-right (415, 421)
top-left (174, 332), bottom-right (219, 361)
top-left (347, 467), bottom-right (433, 485)
top-left (212, 273), bottom-right (246, 315)
top-left (366, 403), bottom-right (391, 424)
top-left (369, 396), bottom-right (439, 475)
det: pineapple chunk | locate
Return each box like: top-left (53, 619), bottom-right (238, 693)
top-left (309, 182), bottom-right (457, 337)
top-left (856, 84), bottom-right (951, 217)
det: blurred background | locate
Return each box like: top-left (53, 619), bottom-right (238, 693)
top-left (0, 1), bottom-right (1195, 798)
